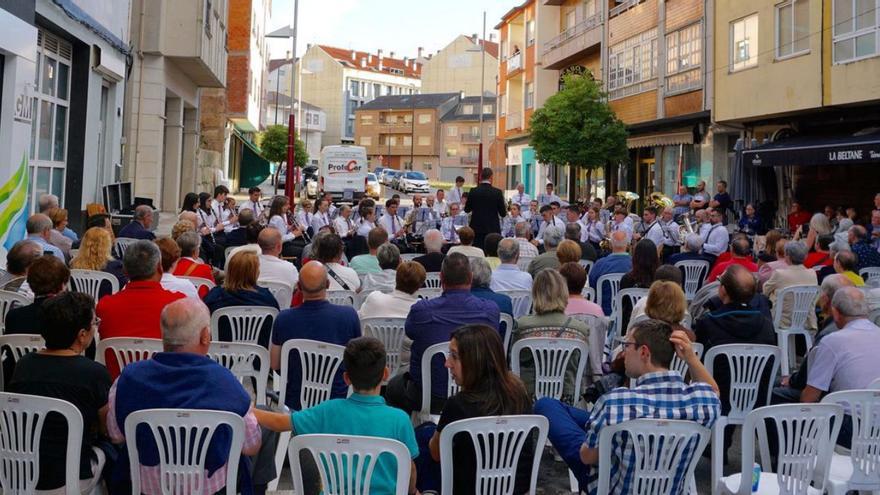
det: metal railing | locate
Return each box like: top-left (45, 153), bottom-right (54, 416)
top-left (543, 13), bottom-right (603, 55)
top-left (460, 134), bottom-right (481, 143)
top-left (460, 156), bottom-right (478, 165)
top-left (505, 112), bottom-right (523, 131)
top-left (609, 0), bottom-right (642, 18)
top-left (507, 52), bottom-right (523, 72)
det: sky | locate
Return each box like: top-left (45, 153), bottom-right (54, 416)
top-left (266, 0), bottom-right (512, 60)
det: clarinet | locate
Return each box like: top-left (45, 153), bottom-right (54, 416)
top-left (288, 210), bottom-right (312, 243)
top-left (198, 209), bottom-right (216, 245)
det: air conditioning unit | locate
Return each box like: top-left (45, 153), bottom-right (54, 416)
top-left (91, 45), bottom-right (124, 82)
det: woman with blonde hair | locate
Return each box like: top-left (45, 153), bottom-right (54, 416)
top-left (803, 212), bottom-right (833, 251)
top-left (642, 280), bottom-right (695, 340)
top-left (45, 207), bottom-right (73, 259)
top-left (555, 239), bottom-right (582, 264)
top-left (70, 226), bottom-right (127, 290)
top-left (203, 250), bottom-right (279, 346)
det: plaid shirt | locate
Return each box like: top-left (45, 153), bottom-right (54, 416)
top-left (583, 371), bottom-right (720, 495)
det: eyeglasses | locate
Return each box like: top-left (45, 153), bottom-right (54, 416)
top-left (614, 337), bottom-right (639, 349)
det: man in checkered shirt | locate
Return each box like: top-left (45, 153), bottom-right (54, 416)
top-left (535, 319), bottom-right (721, 494)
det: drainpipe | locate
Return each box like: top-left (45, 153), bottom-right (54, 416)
top-left (656, 0), bottom-right (666, 120)
top-left (132, 0), bottom-right (147, 190)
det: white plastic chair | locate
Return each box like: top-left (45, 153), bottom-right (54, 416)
top-left (516, 256), bottom-right (534, 272)
top-left (499, 313), bottom-right (514, 357)
top-left (675, 259), bottom-right (711, 301)
top-left (611, 287), bottom-right (649, 340)
top-left (69, 269), bottom-right (120, 301)
top-left (580, 286), bottom-right (595, 302)
top-left (821, 389), bottom-right (880, 494)
top-left (568, 313), bottom-right (608, 380)
top-left (705, 344), bottom-right (782, 494)
top-left (124, 408), bottom-right (245, 495)
top-left (0, 392), bottom-right (86, 495)
top-left (598, 419), bottom-right (711, 495)
top-left (670, 342), bottom-right (705, 378)
top-left (361, 317), bottom-right (407, 378)
top-left (327, 289), bottom-right (358, 309)
top-left (439, 415), bottom-right (548, 495)
top-left (595, 272), bottom-right (623, 314)
top-left (179, 275), bottom-right (217, 294)
top-left (870, 308), bottom-right (880, 327)
top-left (95, 337), bottom-right (163, 369)
top-left (401, 253), bottom-right (420, 262)
top-left (207, 341), bottom-right (270, 406)
top-left (870, 377), bottom-right (880, 389)
top-left (0, 334), bottom-right (44, 390)
top-left (861, 267), bottom-right (880, 288)
top-left (717, 403), bottom-right (842, 495)
top-left (773, 285), bottom-right (819, 376)
top-left (0, 290), bottom-right (31, 333)
top-left (416, 288), bottom-right (443, 301)
top-left (510, 337), bottom-right (589, 404)
top-left (578, 258), bottom-right (594, 276)
top-left (113, 237), bottom-right (138, 259)
top-left (261, 280), bottom-right (293, 310)
top-left (417, 342), bottom-right (459, 424)
top-left (209, 306), bottom-right (278, 344)
top-left (423, 272), bottom-right (442, 289)
top-left (289, 434), bottom-right (412, 495)
top-left (497, 289), bottom-right (532, 318)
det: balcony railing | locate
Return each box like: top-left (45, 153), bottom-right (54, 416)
top-left (505, 112), bottom-right (523, 131)
top-left (460, 156), bottom-right (478, 165)
top-left (460, 134), bottom-right (481, 143)
top-left (507, 52), bottom-right (523, 72)
top-left (543, 14), bottom-right (602, 55)
top-left (609, 0), bottom-right (643, 18)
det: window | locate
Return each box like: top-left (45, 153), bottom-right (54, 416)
top-left (730, 14), bottom-right (759, 71)
top-left (584, 0), bottom-right (597, 17)
top-left (447, 126), bottom-right (458, 137)
top-left (446, 148), bottom-right (458, 157)
top-left (488, 125), bottom-right (496, 137)
top-left (29, 30), bottom-right (71, 211)
top-left (483, 104), bottom-right (493, 114)
top-left (403, 135), bottom-right (412, 146)
top-left (471, 125), bottom-right (480, 136)
top-left (666, 23), bottom-right (702, 93)
top-left (833, 0), bottom-right (879, 63)
top-left (386, 85), bottom-right (393, 95)
top-left (462, 104), bottom-right (474, 114)
top-left (418, 113), bottom-right (431, 124)
top-left (388, 136), bottom-right (397, 146)
top-left (777, 0), bottom-right (810, 58)
top-left (373, 83), bottom-right (381, 97)
top-left (566, 10), bottom-right (577, 31)
top-left (418, 136), bottom-right (431, 146)
top-left (607, 28), bottom-right (659, 99)
top-left (525, 82), bottom-right (535, 108)
top-left (360, 136), bottom-right (372, 146)
top-left (360, 114), bottom-right (373, 125)
top-left (527, 20), bottom-right (536, 45)
top-left (349, 80), bottom-right (359, 97)
top-left (403, 114), bottom-right (412, 123)
top-left (424, 162), bottom-right (432, 170)
top-left (500, 40), bottom-right (507, 60)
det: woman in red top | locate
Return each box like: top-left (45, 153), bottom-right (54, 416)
top-left (787, 201), bottom-right (812, 236)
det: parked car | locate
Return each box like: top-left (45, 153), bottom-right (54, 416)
top-left (374, 167), bottom-right (385, 179)
top-left (366, 173), bottom-right (381, 199)
top-left (389, 170), bottom-right (404, 190)
top-left (399, 171), bottom-right (430, 194)
top-left (382, 169), bottom-right (399, 186)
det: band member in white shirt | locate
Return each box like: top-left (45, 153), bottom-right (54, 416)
top-left (610, 208), bottom-right (634, 244)
top-left (538, 182), bottom-right (562, 206)
top-left (502, 203), bottom-right (525, 238)
top-left (580, 206), bottom-right (605, 248)
top-left (433, 189), bottom-right (449, 217)
top-left (424, 196), bottom-right (441, 229)
top-left (658, 207), bottom-right (682, 262)
top-left (356, 206), bottom-right (377, 237)
top-left (310, 198), bottom-right (333, 233)
top-left (377, 199), bottom-right (406, 241)
top-left (448, 176), bottom-right (465, 205)
top-left (522, 199), bottom-right (538, 221)
top-left (440, 202), bottom-right (466, 243)
top-left (319, 192), bottom-right (338, 219)
top-left (239, 187), bottom-right (265, 223)
top-left (295, 199), bottom-right (313, 233)
top-left (512, 183), bottom-right (531, 208)
top-left (334, 205), bottom-right (356, 238)
top-left (634, 207), bottom-right (664, 254)
top-left (702, 208), bottom-right (730, 260)
top-left (211, 185), bottom-right (238, 234)
top-left (536, 205), bottom-right (562, 245)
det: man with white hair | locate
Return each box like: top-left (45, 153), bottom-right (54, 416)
top-left (527, 225), bottom-right (563, 277)
top-left (669, 233), bottom-right (711, 266)
top-left (413, 229), bottom-right (445, 273)
top-left (512, 183), bottom-right (531, 208)
top-left (360, 243), bottom-right (400, 293)
top-left (763, 241), bottom-right (818, 329)
top-left (257, 227), bottom-right (299, 290)
top-left (39, 193), bottom-right (78, 242)
top-left (106, 298), bottom-right (263, 491)
top-left (25, 214), bottom-right (64, 261)
top-left (470, 257), bottom-right (513, 318)
top-left (589, 230), bottom-right (633, 315)
top-left (491, 238), bottom-right (533, 291)
top-left (513, 221), bottom-right (539, 259)
top-left (117, 204), bottom-right (156, 240)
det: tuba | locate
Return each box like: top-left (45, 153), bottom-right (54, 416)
top-left (650, 192), bottom-right (675, 211)
top-left (616, 191), bottom-right (640, 214)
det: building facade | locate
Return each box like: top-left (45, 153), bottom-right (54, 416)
top-left (296, 44), bottom-right (421, 147)
top-left (354, 93), bottom-right (460, 180)
top-left (124, 0), bottom-right (228, 211)
top-left (264, 92), bottom-right (325, 166)
top-left (439, 96), bottom-right (497, 183)
top-left (419, 34), bottom-right (499, 96)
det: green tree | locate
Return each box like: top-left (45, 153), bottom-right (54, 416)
top-left (529, 72), bottom-right (627, 201)
top-left (260, 125), bottom-right (309, 183)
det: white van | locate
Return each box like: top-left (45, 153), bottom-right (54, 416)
top-left (319, 145), bottom-right (368, 203)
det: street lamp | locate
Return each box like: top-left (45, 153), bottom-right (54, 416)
top-left (265, 0), bottom-right (299, 201)
top-left (465, 12), bottom-right (488, 181)
top-left (408, 82), bottom-right (416, 171)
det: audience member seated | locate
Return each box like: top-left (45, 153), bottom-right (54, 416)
top-left (619, 239), bottom-right (659, 330)
top-left (804, 234), bottom-right (834, 269)
top-left (763, 241), bottom-right (817, 329)
top-left (106, 298), bottom-right (263, 492)
top-left (787, 201), bottom-right (812, 236)
top-left (483, 233), bottom-right (503, 269)
top-left (9, 292), bottom-right (110, 492)
top-left (172, 230), bottom-right (216, 282)
top-left (414, 229), bottom-right (446, 273)
top-left (535, 320), bottom-right (720, 492)
top-left (26, 213), bottom-right (64, 261)
top-left (668, 234), bottom-right (711, 266)
top-left (706, 237), bottom-right (757, 283)
top-left (0, 240), bottom-right (42, 294)
top-left (589, 231), bottom-right (633, 315)
top-left (447, 227), bottom-right (485, 258)
top-left (469, 257), bottom-right (513, 318)
top-left (628, 265), bottom-right (685, 329)
top-left (39, 193), bottom-right (78, 242)
top-left (757, 240), bottom-right (790, 288)
top-left (97, 240), bottom-right (186, 376)
top-left (490, 238), bottom-right (532, 291)
top-left (696, 264), bottom-right (775, 352)
top-left (556, 239), bottom-right (582, 265)
top-left (256, 337), bottom-right (419, 494)
top-left (803, 213), bottom-right (833, 252)
top-left (565, 223), bottom-right (598, 262)
top-left (117, 205), bottom-right (156, 240)
top-left (527, 226), bottom-right (563, 277)
top-left (513, 269), bottom-right (591, 403)
top-left (204, 250), bottom-right (279, 346)
top-left (224, 208), bottom-right (255, 248)
top-left (255, 227), bottom-right (299, 291)
top-left (154, 237), bottom-right (199, 298)
top-left (44, 207), bottom-right (73, 260)
top-left (349, 227), bottom-right (387, 275)
top-left (561, 262), bottom-right (603, 318)
top-left (849, 225), bottom-right (880, 269)
top-left (5, 255), bottom-right (69, 335)
top-left (832, 250), bottom-right (865, 286)
top-left (313, 232), bottom-right (360, 291)
top-left (70, 227), bottom-right (128, 291)
top-left (360, 243), bottom-right (400, 293)
top-left (416, 325), bottom-right (533, 493)
top-left (797, 287), bottom-right (880, 448)
top-left (271, 261), bottom-right (361, 410)
top-left (514, 221), bottom-right (539, 259)
top-left (386, 253), bottom-right (500, 415)
top-left (636, 280), bottom-right (695, 341)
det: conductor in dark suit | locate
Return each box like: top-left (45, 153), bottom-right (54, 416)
top-left (465, 168), bottom-right (507, 249)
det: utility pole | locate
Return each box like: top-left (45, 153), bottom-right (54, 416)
top-left (285, 0), bottom-right (299, 202)
top-left (477, 11), bottom-right (486, 181)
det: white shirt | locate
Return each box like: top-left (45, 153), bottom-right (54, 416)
top-left (433, 200), bottom-right (449, 217)
top-left (357, 219), bottom-right (376, 237)
top-left (269, 215), bottom-right (295, 242)
top-left (197, 208), bottom-right (218, 231)
top-left (334, 216), bottom-right (356, 237)
top-left (702, 222), bottom-right (730, 257)
top-left (580, 219), bottom-right (604, 244)
top-left (515, 238), bottom-right (539, 258)
top-left (536, 216), bottom-right (562, 244)
top-left (212, 203), bottom-right (236, 233)
top-left (538, 192), bottom-right (561, 206)
top-left (611, 221), bottom-right (634, 244)
top-left (448, 187), bottom-right (464, 205)
top-left (360, 269), bottom-right (397, 294)
top-left (502, 215), bottom-right (525, 238)
top-left (642, 221), bottom-right (664, 247)
top-left (659, 219), bottom-right (682, 247)
top-left (161, 272), bottom-right (200, 299)
top-left (447, 245), bottom-right (485, 258)
top-left (325, 262), bottom-right (360, 291)
top-left (808, 318), bottom-right (880, 393)
top-left (239, 199), bottom-right (264, 220)
top-left (310, 211), bottom-right (332, 233)
top-left (378, 213), bottom-right (405, 239)
top-left (490, 264), bottom-right (533, 292)
top-left (513, 192), bottom-right (531, 207)
top-left (358, 289), bottom-right (419, 320)
top-left (258, 254), bottom-right (299, 289)
top-left (296, 211), bottom-right (313, 231)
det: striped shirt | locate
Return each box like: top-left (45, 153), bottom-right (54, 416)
top-left (583, 371), bottom-right (720, 495)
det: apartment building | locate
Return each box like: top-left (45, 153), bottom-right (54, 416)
top-left (0, 0), bottom-right (131, 231)
top-left (439, 96), bottom-right (498, 183)
top-left (264, 92), bottom-right (325, 166)
top-left (296, 45), bottom-right (422, 147)
top-left (420, 35), bottom-right (499, 96)
top-left (200, 0), bottom-right (271, 192)
top-left (354, 93), bottom-right (460, 180)
top-left (715, 0), bottom-right (880, 222)
top-left (265, 57), bottom-right (293, 126)
top-left (124, 0), bottom-right (228, 211)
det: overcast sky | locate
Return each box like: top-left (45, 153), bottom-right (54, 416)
top-left (266, 0), bottom-right (511, 60)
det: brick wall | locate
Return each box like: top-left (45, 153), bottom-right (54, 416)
top-left (227, 0), bottom-right (252, 52)
top-left (225, 55), bottom-right (249, 115)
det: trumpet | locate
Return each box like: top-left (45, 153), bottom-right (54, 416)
top-left (679, 212), bottom-right (695, 240)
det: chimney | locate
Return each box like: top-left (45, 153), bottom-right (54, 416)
top-left (417, 46), bottom-right (424, 58)
top-left (360, 57), bottom-right (367, 68)
top-left (351, 51), bottom-right (356, 61)
top-left (389, 51), bottom-right (395, 59)
top-left (472, 33), bottom-right (479, 43)
top-left (377, 49), bottom-right (383, 70)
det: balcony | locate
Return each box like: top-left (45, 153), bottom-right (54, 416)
top-left (542, 14), bottom-right (603, 70)
top-left (505, 112), bottom-right (523, 131)
top-left (376, 121), bottom-right (412, 133)
top-left (460, 157), bottom-right (478, 165)
top-left (507, 52), bottom-right (523, 73)
top-left (460, 134), bottom-right (481, 143)
top-left (152, 0), bottom-right (227, 87)
top-left (609, 0), bottom-right (644, 19)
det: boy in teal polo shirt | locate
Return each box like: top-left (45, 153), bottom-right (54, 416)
top-left (255, 337), bottom-right (418, 494)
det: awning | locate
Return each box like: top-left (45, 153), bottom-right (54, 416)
top-left (231, 118), bottom-right (259, 134)
top-left (626, 131), bottom-right (693, 149)
top-left (232, 130), bottom-right (271, 189)
top-left (743, 132), bottom-right (880, 167)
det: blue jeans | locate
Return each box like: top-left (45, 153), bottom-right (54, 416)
top-left (534, 397), bottom-right (592, 489)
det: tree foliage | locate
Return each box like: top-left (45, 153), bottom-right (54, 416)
top-left (260, 125), bottom-right (308, 168)
top-left (529, 73), bottom-right (627, 172)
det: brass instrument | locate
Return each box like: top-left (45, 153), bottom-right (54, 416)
top-left (650, 192), bottom-right (675, 211)
top-left (616, 191), bottom-right (640, 213)
top-left (679, 212), bottom-right (695, 240)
